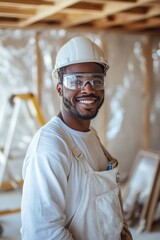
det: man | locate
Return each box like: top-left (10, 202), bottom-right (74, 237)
top-left (21, 36), bottom-right (132, 240)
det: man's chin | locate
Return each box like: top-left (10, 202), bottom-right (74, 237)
top-left (63, 98), bottom-right (101, 120)
top-left (72, 110), bottom-right (99, 120)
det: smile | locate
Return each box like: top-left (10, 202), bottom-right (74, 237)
top-left (76, 95), bottom-right (98, 105)
top-left (79, 99), bottom-right (95, 104)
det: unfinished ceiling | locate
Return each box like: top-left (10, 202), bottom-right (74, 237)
top-left (0, 0), bottom-right (160, 32)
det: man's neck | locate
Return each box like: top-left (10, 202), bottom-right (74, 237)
top-left (57, 112), bottom-right (91, 132)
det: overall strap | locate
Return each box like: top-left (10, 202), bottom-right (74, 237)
top-left (90, 126), bottom-right (118, 169)
top-left (55, 124), bottom-right (91, 172)
top-left (54, 122), bottom-right (84, 161)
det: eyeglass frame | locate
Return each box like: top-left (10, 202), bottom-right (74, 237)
top-left (62, 73), bottom-right (106, 90)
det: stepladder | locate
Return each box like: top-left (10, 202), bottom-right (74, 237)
top-left (0, 93), bottom-right (46, 235)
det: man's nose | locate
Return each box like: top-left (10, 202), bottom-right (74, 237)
top-left (81, 81), bottom-right (95, 92)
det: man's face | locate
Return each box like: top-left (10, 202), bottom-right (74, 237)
top-left (60, 62), bottom-right (105, 120)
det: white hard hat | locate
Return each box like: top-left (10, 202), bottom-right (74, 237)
top-left (52, 36), bottom-right (109, 79)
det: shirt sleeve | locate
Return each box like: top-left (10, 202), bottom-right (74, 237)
top-left (21, 131), bottom-right (74, 240)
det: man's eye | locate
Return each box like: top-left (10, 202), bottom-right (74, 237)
top-left (76, 80), bottom-right (82, 85)
top-left (70, 81), bottom-right (76, 86)
top-left (71, 80), bottom-right (82, 86)
top-left (94, 79), bottom-right (103, 85)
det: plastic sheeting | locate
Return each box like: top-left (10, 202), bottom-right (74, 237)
top-left (150, 38), bottom-right (160, 150)
top-left (0, 29), bottom-right (159, 181)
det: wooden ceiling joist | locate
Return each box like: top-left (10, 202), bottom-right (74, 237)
top-left (0, 0), bottom-right (159, 32)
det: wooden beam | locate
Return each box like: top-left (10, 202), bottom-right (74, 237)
top-left (125, 17), bottom-right (160, 31)
top-left (18, 0), bottom-right (80, 28)
top-left (0, 7), bottom-right (35, 18)
top-left (60, 0), bottom-right (158, 28)
top-left (0, 0), bottom-right (53, 8)
top-left (61, 1), bottom-right (134, 28)
top-left (98, 34), bottom-right (108, 146)
top-left (35, 32), bottom-right (42, 106)
top-left (0, 0), bottom-right (159, 31)
top-left (93, 1), bottom-right (160, 28)
top-left (142, 36), bottom-right (152, 149)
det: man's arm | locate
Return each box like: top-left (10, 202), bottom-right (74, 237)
top-left (21, 137), bottom-right (74, 240)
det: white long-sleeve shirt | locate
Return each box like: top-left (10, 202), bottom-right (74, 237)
top-left (21, 116), bottom-right (108, 240)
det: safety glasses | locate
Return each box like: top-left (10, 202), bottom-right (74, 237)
top-left (63, 73), bottom-right (106, 90)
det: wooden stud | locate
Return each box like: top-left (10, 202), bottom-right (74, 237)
top-left (142, 36), bottom-right (152, 149)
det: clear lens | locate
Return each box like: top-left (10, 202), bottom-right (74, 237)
top-left (63, 73), bottom-right (106, 90)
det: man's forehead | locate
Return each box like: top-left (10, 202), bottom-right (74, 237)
top-left (65, 62), bottom-right (104, 74)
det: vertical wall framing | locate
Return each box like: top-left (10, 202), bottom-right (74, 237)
top-left (35, 32), bottom-right (42, 106)
top-left (142, 36), bottom-right (152, 149)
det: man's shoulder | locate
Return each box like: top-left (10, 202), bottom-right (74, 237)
top-left (30, 117), bottom-right (69, 152)
top-left (40, 116), bottom-right (66, 137)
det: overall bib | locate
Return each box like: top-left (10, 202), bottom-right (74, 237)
top-left (67, 136), bottom-right (123, 240)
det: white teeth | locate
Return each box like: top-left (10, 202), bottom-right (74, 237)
top-left (80, 100), bottom-right (94, 104)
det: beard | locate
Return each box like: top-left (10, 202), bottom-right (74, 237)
top-left (62, 96), bottom-right (104, 120)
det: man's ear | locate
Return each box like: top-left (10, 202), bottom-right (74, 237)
top-left (56, 83), bottom-right (63, 96)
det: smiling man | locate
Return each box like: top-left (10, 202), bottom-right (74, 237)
top-left (21, 36), bottom-right (132, 240)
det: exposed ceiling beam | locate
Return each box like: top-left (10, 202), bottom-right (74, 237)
top-left (18, 0), bottom-right (80, 28)
top-left (0, 0), bottom-right (159, 32)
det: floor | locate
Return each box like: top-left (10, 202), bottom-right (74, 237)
top-left (0, 188), bottom-right (21, 240)
top-left (0, 190), bottom-right (160, 240)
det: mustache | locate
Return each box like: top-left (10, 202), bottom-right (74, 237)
top-left (76, 93), bottom-right (100, 99)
